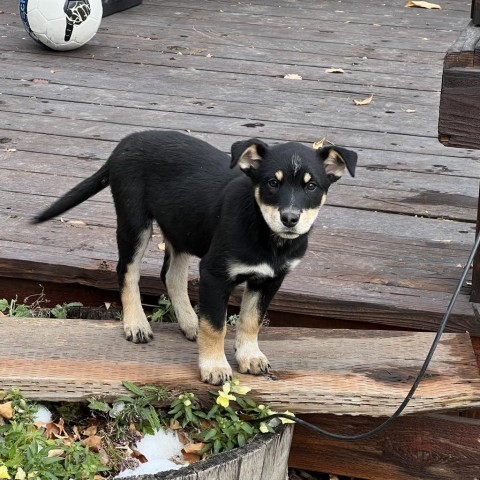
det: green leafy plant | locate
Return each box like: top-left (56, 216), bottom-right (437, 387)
top-left (144, 295), bottom-right (175, 323)
top-left (50, 302), bottom-right (83, 319)
top-left (0, 391), bottom-right (109, 480)
top-left (0, 298), bottom-right (32, 318)
top-left (167, 379), bottom-right (294, 455)
top-left (88, 381), bottom-right (169, 436)
top-left (0, 296), bottom-right (83, 320)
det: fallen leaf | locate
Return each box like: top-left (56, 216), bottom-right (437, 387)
top-left (284, 73), bottom-right (302, 80)
top-left (170, 418), bottom-right (181, 430)
top-left (183, 442), bottom-right (205, 453)
top-left (50, 69), bottom-right (60, 74)
top-left (405, 1), bottom-right (441, 9)
top-left (353, 94), bottom-right (373, 106)
top-left (44, 419), bottom-right (68, 439)
top-left (405, 109), bottom-right (416, 113)
top-left (4, 148), bottom-right (16, 153)
top-left (47, 449), bottom-right (65, 458)
top-left (132, 448), bottom-right (148, 463)
top-left (81, 435), bottom-right (103, 451)
top-left (158, 242), bottom-right (166, 251)
top-left (0, 401), bottom-right (13, 419)
top-left (177, 430), bottom-right (190, 445)
top-left (82, 425), bottom-right (97, 436)
top-left (67, 220), bottom-right (86, 226)
top-left (325, 67), bottom-right (344, 74)
top-left (182, 450), bottom-right (202, 463)
top-left (313, 137), bottom-right (326, 149)
top-left (31, 78), bottom-right (49, 84)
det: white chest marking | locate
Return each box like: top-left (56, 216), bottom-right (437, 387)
top-left (229, 262), bottom-right (275, 280)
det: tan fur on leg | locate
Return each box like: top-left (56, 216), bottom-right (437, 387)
top-left (122, 228), bottom-right (153, 343)
top-left (235, 288), bottom-right (270, 374)
top-left (165, 247), bottom-right (198, 340)
top-left (198, 319), bottom-right (232, 385)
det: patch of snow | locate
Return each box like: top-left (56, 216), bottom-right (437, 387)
top-left (115, 429), bottom-right (186, 479)
top-left (32, 404), bottom-right (52, 424)
top-left (116, 458), bottom-right (182, 478)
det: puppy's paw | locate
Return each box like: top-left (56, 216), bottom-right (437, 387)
top-left (236, 342), bottom-right (270, 375)
top-left (178, 314), bottom-right (198, 342)
top-left (124, 322), bottom-right (153, 344)
top-left (199, 357), bottom-right (233, 385)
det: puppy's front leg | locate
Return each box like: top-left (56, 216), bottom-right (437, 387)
top-left (235, 276), bottom-right (285, 375)
top-left (197, 267), bottom-right (233, 385)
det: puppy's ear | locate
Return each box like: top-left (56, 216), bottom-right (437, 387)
top-left (318, 146), bottom-right (357, 181)
top-left (230, 139), bottom-right (268, 171)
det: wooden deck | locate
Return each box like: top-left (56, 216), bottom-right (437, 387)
top-left (1, 0), bottom-right (479, 334)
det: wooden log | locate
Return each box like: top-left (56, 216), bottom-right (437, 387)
top-left (1, 319), bottom-right (480, 416)
top-left (289, 413), bottom-right (480, 480)
top-left (146, 425), bottom-right (293, 480)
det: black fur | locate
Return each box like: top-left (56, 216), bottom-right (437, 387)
top-left (34, 130), bottom-right (357, 384)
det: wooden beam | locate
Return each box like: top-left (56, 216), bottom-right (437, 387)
top-left (1, 319), bottom-right (480, 416)
top-left (289, 413), bottom-right (480, 480)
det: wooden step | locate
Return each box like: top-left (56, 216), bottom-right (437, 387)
top-left (1, 318), bottom-right (480, 416)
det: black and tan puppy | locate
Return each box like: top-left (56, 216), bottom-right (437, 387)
top-left (34, 131), bottom-right (357, 385)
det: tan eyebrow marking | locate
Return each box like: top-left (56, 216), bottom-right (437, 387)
top-left (304, 172), bottom-right (312, 183)
top-left (275, 170), bottom-right (284, 181)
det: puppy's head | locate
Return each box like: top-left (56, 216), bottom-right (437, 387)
top-left (231, 139), bottom-right (357, 240)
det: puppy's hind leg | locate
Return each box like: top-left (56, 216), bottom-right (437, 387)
top-left (162, 244), bottom-right (198, 341)
top-left (117, 223), bottom-right (153, 343)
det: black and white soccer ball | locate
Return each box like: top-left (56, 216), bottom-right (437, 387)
top-left (19, 0), bottom-right (102, 51)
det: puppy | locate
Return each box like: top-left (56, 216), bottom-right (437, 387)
top-left (34, 131), bottom-right (357, 384)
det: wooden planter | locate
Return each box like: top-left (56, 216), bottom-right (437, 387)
top-left (124, 425), bottom-right (294, 480)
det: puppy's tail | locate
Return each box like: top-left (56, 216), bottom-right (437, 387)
top-left (33, 163), bottom-right (110, 223)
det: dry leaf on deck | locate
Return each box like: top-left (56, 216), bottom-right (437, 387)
top-left (50, 69), bottom-right (60, 74)
top-left (31, 78), bottom-right (50, 84)
top-left (405, 1), bottom-right (441, 9)
top-left (0, 402), bottom-right (13, 419)
top-left (284, 73), bottom-right (302, 80)
top-left (158, 242), bottom-right (166, 251)
top-left (405, 108), bottom-right (416, 113)
top-left (325, 68), bottom-right (344, 74)
top-left (353, 94), bottom-right (373, 106)
top-left (312, 137), bottom-right (326, 149)
top-left (4, 148), bottom-right (16, 153)
top-left (67, 220), bottom-right (86, 226)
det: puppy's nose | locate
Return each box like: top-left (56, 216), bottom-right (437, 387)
top-left (281, 211), bottom-right (300, 227)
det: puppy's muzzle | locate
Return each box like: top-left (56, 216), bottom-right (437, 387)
top-left (280, 210), bottom-right (300, 228)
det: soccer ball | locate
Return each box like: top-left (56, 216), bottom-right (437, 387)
top-left (19, 0), bottom-right (103, 51)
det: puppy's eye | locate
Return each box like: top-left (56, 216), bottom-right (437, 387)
top-left (268, 179), bottom-right (280, 188)
top-left (306, 182), bottom-right (317, 191)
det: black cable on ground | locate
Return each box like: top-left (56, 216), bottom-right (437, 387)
top-left (250, 233), bottom-right (480, 441)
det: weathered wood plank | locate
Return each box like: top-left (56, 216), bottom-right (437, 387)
top-left (289, 413), bottom-right (480, 480)
top-left (1, 319), bottom-right (480, 416)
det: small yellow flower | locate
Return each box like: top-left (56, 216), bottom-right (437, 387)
top-left (14, 468), bottom-right (26, 480)
top-left (230, 380), bottom-right (251, 395)
top-left (259, 422), bottom-right (269, 433)
top-left (280, 410), bottom-right (295, 424)
top-left (0, 465), bottom-right (11, 479)
top-left (216, 383), bottom-right (236, 408)
top-left (183, 399), bottom-right (192, 406)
